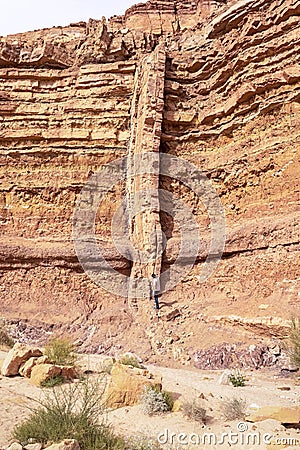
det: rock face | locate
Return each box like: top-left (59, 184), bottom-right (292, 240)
top-left (0, 0), bottom-right (299, 361)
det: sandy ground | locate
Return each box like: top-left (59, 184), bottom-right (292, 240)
top-left (0, 352), bottom-right (300, 449)
top-left (107, 365), bottom-right (300, 450)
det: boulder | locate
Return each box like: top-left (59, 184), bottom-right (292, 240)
top-left (19, 355), bottom-right (50, 378)
top-left (105, 363), bottom-right (162, 408)
top-left (45, 440), bottom-right (80, 450)
top-left (246, 406), bottom-right (300, 424)
top-left (163, 308), bottom-right (181, 321)
top-left (218, 369), bottom-right (232, 385)
top-left (172, 399), bottom-right (183, 412)
top-left (25, 444), bottom-right (43, 450)
top-left (1, 343), bottom-right (42, 376)
top-left (30, 363), bottom-right (62, 386)
top-left (7, 443), bottom-right (23, 450)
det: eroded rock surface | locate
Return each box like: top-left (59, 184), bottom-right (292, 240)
top-left (0, 0), bottom-right (299, 362)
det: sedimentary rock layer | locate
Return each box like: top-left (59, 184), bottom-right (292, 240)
top-left (0, 0), bottom-right (299, 358)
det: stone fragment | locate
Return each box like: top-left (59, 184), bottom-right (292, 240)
top-left (163, 308), bottom-right (181, 321)
top-left (218, 369), bottom-right (232, 385)
top-left (1, 343), bottom-right (43, 377)
top-left (25, 444), bottom-right (43, 450)
top-left (172, 399), bottom-right (183, 412)
top-left (105, 363), bottom-right (162, 408)
top-left (7, 443), bottom-right (23, 450)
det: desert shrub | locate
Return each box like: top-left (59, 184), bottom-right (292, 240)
top-left (125, 434), bottom-right (162, 450)
top-left (141, 386), bottom-right (173, 416)
top-left (182, 399), bottom-right (207, 423)
top-left (228, 369), bottom-right (246, 387)
top-left (119, 354), bottom-right (142, 369)
top-left (44, 336), bottom-right (77, 366)
top-left (222, 397), bottom-right (246, 420)
top-left (161, 389), bottom-right (174, 411)
top-left (40, 374), bottom-right (65, 388)
top-left (0, 320), bottom-right (14, 348)
top-left (13, 375), bottom-right (124, 450)
top-left (288, 317), bottom-right (300, 368)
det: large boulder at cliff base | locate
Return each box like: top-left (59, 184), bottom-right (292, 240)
top-left (19, 355), bottom-right (50, 378)
top-left (1, 343), bottom-right (43, 377)
top-left (105, 363), bottom-right (162, 408)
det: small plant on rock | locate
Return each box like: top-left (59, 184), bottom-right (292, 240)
top-left (119, 354), bottom-right (142, 369)
top-left (40, 374), bottom-right (65, 388)
top-left (44, 336), bottom-right (77, 366)
top-left (182, 399), bottom-right (207, 423)
top-left (222, 397), bottom-right (246, 420)
top-left (228, 369), bottom-right (246, 387)
top-left (141, 386), bottom-right (173, 416)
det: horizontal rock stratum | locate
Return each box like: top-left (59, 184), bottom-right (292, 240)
top-left (0, 0), bottom-right (299, 363)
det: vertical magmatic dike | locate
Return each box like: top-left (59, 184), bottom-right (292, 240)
top-left (126, 41), bottom-right (166, 309)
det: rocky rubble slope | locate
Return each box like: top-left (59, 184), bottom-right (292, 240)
top-left (0, 0), bottom-right (299, 365)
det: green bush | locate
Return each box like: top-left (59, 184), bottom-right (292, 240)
top-left (222, 397), bottom-right (246, 420)
top-left (40, 374), bottom-right (65, 388)
top-left (140, 386), bottom-right (173, 416)
top-left (118, 354), bottom-right (142, 369)
top-left (228, 369), bottom-right (246, 387)
top-left (13, 376), bottom-right (125, 450)
top-left (160, 389), bottom-right (174, 411)
top-left (44, 336), bottom-right (77, 366)
top-left (182, 400), bottom-right (207, 423)
top-left (0, 320), bottom-right (14, 348)
top-left (288, 317), bottom-right (300, 368)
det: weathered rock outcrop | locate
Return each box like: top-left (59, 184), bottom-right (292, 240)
top-left (0, 0), bottom-right (299, 362)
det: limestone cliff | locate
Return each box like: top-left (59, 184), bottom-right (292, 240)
top-left (0, 0), bottom-right (299, 364)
